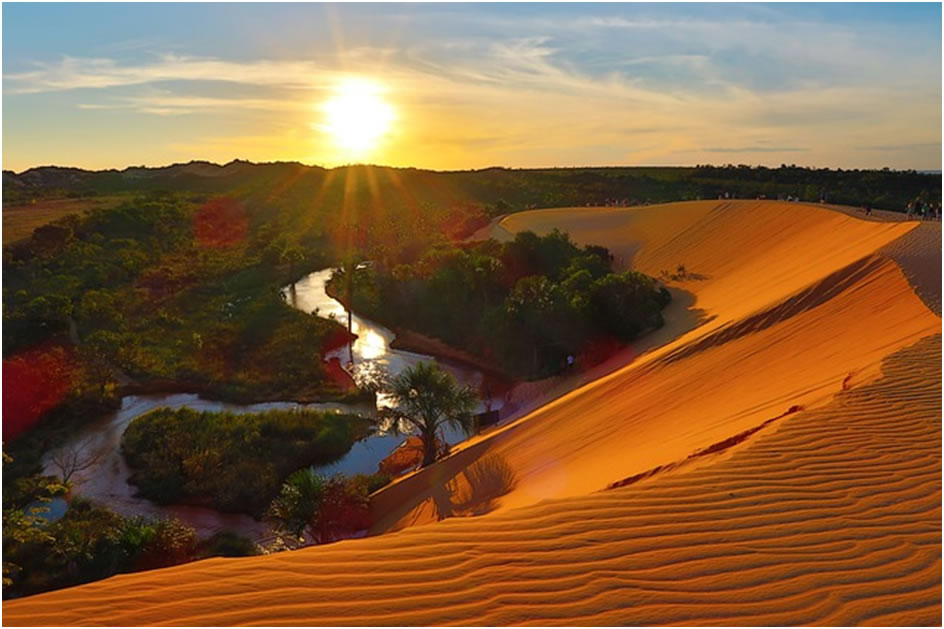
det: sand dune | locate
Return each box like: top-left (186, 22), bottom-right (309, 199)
top-left (370, 201), bottom-right (933, 530)
top-left (4, 201), bottom-right (940, 626)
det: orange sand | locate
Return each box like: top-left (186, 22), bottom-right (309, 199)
top-left (3, 200), bottom-right (940, 626)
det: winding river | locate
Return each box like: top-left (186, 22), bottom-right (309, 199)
top-left (282, 269), bottom-right (486, 408)
top-left (41, 268), bottom-right (491, 541)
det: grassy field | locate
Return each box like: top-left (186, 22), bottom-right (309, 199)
top-left (2, 196), bottom-right (126, 244)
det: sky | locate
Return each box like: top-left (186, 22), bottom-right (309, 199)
top-left (2, 2), bottom-right (942, 172)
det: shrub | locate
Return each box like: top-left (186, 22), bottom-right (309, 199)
top-left (121, 407), bottom-right (372, 515)
top-left (266, 470), bottom-right (371, 545)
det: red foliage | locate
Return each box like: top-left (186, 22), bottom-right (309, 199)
top-left (323, 327), bottom-right (358, 354)
top-left (323, 357), bottom-right (357, 392)
top-left (192, 197), bottom-right (249, 248)
top-left (440, 205), bottom-right (489, 242)
top-left (315, 479), bottom-right (371, 543)
top-left (578, 335), bottom-right (625, 368)
top-left (3, 344), bottom-right (77, 441)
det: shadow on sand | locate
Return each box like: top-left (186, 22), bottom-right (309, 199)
top-left (430, 453), bottom-right (518, 520)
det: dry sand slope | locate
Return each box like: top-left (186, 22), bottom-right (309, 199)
top-left (3, 200), bottom-right (940, 626)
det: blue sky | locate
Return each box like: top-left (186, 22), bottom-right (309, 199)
top-left (3, 3), bottom-right (941, 171)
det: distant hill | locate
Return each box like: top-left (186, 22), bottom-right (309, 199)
top-left (3, 160), bottom-right (940, 214)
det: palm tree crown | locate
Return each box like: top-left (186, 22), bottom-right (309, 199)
top-left (383, 362), bottom-right (478, 467)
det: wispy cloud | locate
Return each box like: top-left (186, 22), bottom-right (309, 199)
top-left (79, 91), bottom-right (310, 116)
top-left (858, 142), bottom-right (942, 151)
top-left (703, 146), bottom-right (808, 153)
top-left (5, 54), bottom-right (332, 93)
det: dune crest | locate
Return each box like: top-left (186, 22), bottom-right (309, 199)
top-left (3, 201), bottom-right (940, 626)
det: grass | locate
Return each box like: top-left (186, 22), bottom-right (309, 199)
top-left (2, 196), bottom-right (126, 244)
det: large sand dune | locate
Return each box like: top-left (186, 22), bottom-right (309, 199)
top-left (3, 201), bottom-right (940, 626)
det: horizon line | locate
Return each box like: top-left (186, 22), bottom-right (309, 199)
top-left (4, 158), bottom-right (941, 178)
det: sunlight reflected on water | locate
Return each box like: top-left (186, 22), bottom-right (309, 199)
top-left (355, 325), bottom-right (386, 360)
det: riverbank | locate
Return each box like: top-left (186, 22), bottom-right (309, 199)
top-left (113, 374), bottom-right (366, 407)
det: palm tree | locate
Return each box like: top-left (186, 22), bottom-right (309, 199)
top-left (382, 362), bottom-right (479, 467)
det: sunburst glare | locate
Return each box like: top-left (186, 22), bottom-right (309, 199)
top-left (319, 77), bottom-right (395, 158)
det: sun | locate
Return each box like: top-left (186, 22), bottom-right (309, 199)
top-left (320, 78), bottom-right (395, 157)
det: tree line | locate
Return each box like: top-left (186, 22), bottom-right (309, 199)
top-left (339, 230), bottom-right (671, 379)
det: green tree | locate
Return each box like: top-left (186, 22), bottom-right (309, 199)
top-left (381, 362), bottom-right (478, 467)
top-left (2, 452), bottom-right (66, 589)
top-left (505, 275), bottom-right (569, 373)
top-left (471, 254), bottom-right (502, 309)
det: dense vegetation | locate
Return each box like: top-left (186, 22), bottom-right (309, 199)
top-left (121, 407), bottom-right (373, 515)
top-left (2, 452), bottom-right (259, 600)
top-left (2, 194), bottom-right (356, 405)
top-left (688, 164), bottom-right (940, 210)
top-left (3, 497), bottom-right (197, 599)
top-left (341, 230), bottom-right (671, 378)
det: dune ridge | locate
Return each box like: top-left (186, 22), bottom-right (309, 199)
top-left (3, 201), bottom-right (940, 626)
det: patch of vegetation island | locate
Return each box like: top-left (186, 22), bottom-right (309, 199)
top-left (121, 407), bottom-right (373, 515)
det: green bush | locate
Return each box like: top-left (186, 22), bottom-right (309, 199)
top-left (121, 407), bottom-right (373, 515)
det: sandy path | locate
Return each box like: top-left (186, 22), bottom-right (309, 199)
top-left (3, 200), bottom-right (940, 626)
